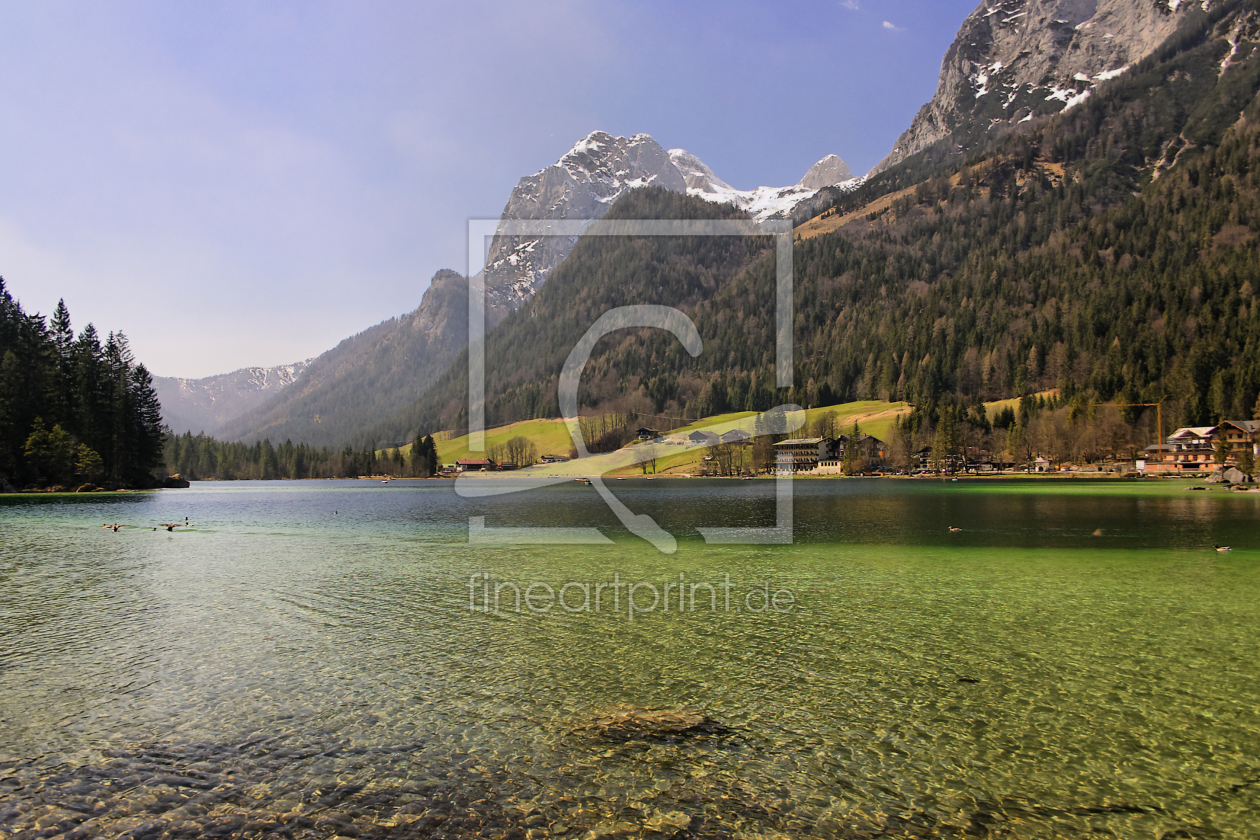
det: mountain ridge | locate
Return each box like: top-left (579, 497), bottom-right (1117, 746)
top-left (213, 269), bottom-right (489, 448)
top-left (154, 361), bottom-right (313, 436)
top-left (875, 0), bottom-right (1212, 172)
top-left (168, 0), bottom-right (1259, 449)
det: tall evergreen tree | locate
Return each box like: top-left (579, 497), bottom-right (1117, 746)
top-left (0, 280), bottom-right (166, 488)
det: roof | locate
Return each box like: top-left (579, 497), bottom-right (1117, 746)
top-left (1168, 426), bottom-right (1217, 439)
top-left (1218, 419), bottom-right (1260, 433)
top-left (774, 437), bottom-right (826, 446)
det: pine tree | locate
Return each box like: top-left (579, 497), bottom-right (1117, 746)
top-left (423, 434), bottom-right (439, 477)
top-left (0, 283), bottom-right (166, 488)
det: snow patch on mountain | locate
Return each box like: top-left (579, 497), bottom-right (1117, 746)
top-left (154, 359), bottom-right (314, 435)
top-left (483, 132), bottom-right (859, 311)
top-left (876, 0), bottom-right (1207, 173)
top-left (166, 361), bottom-right (311, 402)
top-left (668, 149), bottom-right (862, 223)
top-left (482, 131), bottom-right (686, 308)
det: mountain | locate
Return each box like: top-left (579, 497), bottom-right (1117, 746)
top-left (483, 131), bottom-right (859, 311)
top-left (215, 133), bottom-right (855, 446)
top-left (384, 0), bottom-right (1260, 443)
top-left (483, 132), bottom-right (687, 310)
top-left (153, 360), bottom-right (312, 436)
top-left (671, 148), bottom-right (861, 225)
top-left (373, 189), bottom-right (765, 443)
top-left (875, 0), bottom-right (1213, 172)
top-left (800, 154), bottom-right (855, 189)
top-left (171, 0), bottom-right (1259, 458)
top-left (214, 269), bottom-right (492, 448)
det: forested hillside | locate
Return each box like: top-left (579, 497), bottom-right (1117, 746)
top-left (370, 192), bottom-right (770, 444)
top-left (0, 280), bottom-right (165, 489)
top-left (782, 0), bottom-right (1260, 426)
top-left (373, 1), bottom-right (1259, 446)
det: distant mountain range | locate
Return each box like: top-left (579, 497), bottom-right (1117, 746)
top-left (210, 270), bottom-right (477, 447)
top-left (153, 361), bottom-right (311, 437)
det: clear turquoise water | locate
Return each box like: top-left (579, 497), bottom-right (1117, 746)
top-left (1, 479), bottom-right (1258, 838)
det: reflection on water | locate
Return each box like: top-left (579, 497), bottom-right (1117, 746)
top-left (1, 479), bottom-right (1258, 838)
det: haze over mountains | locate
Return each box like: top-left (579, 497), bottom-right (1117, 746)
top-left (152, 362), bottom-right (312, 438)
top-left (161, 0), bottom-right (1260, 449)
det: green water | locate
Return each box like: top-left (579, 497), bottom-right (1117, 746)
top-left (1, 479), bottom-right (1258, 838)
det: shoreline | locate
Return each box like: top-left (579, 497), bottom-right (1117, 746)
top-left (9, 473), bottom-right (1255, 491)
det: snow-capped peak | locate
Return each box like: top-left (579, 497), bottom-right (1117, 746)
top-left (667, 148), bottom-right (734, 193)
top-left (485, 133), bottom-right (861, 309)
top-left (568, 130), bottom-right (614, 156)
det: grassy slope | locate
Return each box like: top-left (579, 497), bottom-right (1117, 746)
top-left (398, 400), bottom-right (914, 476)
top-left (983, 390), bottom-right (1060, 423)
top-left (431, 418), bottom-right (577, 465)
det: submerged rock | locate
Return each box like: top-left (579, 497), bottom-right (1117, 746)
top-left (577, 705), bottom-right (730, 742)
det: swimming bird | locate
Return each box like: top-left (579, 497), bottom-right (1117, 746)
top-left (158, 523), bottom-right (181, 532)
top-left (1214, 543), bottom-right (1232, 552)
top-left (948, 526), bottom-right (962, 532)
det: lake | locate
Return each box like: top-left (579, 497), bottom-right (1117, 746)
top-left (1, 478), bottom-right (1258, 839)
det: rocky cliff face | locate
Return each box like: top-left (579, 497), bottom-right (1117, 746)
top-left (800, 154), bottom-right (855, 189)
top-left (875, 0), bottom-right (1209, 172)
top-left (484, 132), bottom-right (688, 310)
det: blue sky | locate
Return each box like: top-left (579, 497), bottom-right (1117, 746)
top-left (1, 0), bottom-right (979, 378)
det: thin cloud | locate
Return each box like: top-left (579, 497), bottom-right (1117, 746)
top-left (883, 20), bottom-right (904, 31)
top-left (840, 0), bottom-right (859, 9)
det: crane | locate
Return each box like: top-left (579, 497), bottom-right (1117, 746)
top-left (1095, 395), bottom-right (1170, 463)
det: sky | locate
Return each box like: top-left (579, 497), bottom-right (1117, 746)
top-left (1, 0), bottom-right (980, 379)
